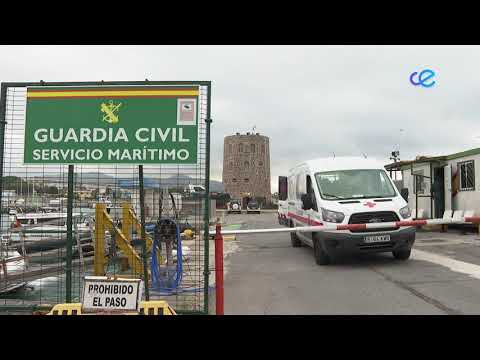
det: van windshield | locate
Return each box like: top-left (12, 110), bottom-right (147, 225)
top-left (315, 169), bottom-right (397, 200)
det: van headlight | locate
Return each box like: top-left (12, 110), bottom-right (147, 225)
top-left (321, 208), bottom-right (345, 223)
top-left (399, 205), bottom-right (411, 219)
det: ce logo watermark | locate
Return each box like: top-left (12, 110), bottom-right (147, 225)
top-left (410, 69), bottom-right (436, 88)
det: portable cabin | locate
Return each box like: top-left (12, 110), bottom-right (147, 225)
top-left (385, 147), bottom-right (480, 219)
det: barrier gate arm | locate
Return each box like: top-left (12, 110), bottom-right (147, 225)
top-left (209, 216), bottom-right (480, 236)
top-left (209, 216), bottom-right (480, 315)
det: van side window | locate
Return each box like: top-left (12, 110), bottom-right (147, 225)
top-left (288, 177), bottom-right (295, 200)
top-left (306, 175), bottom-right (318, 211)
top-left (296, 173), bottom-right (306, 199)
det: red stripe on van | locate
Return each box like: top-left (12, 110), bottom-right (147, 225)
top-left (287, 212), bottom-right (323, 226)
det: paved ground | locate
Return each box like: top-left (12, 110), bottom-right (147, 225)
top-left (221, 213), bottom-right (480, 314)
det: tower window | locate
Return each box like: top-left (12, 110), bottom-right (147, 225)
top-left (228, 144), bottom-right (232, 153)
top-left (251, 144), bottom-right (255, 153)
top-left (244, 178), bottom-right (249, 182)
top-left (261, 144), bottom-right (265, 153)
top-left (244, 161), bottom-right (249, 168)
top-left (239, 143), bottom-right (244, 152)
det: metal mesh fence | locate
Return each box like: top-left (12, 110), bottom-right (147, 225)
top-left (0, 82), bottom-right (211, 314)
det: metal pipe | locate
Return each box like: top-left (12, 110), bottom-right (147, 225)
top-left (430, 162), bottom-right (433, 219)
top-left (138, 165), bottom-right (149, 301)
top-left (214, 222), bottom-right (224, 315)
top-left (415, 175), bottom-right (419, 220)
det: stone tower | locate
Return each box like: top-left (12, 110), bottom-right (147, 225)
top-left (222, 132), bottom-right (271, 204)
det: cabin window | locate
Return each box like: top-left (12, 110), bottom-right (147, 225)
top-left (459, 160), bottom-right (475, 191)
top-left (413, 170), bottom-right (425, 194)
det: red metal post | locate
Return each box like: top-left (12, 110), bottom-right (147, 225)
top-left (215, 222), bottom-right (224, 315)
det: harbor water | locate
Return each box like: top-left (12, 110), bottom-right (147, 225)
top-left (0, 209), bottom-right (98, 304)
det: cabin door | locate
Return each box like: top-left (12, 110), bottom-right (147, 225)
top-left (433, 166), bottom-right (445, 218)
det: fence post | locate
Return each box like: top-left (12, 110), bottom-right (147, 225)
top-left (0, 84), bottom-right (7, 233)
top-left (203, 82), bottom-right (212, 314)
top-left (138, 165), bottom-right (150, 301)
top-left (66, 164), bottom-right (74, 303)
top-left (94, 203), bottom-right (106, 276)
top-left (215, 221), bottom-right (224, 315)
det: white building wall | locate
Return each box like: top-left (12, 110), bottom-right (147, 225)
top-left (447, 154), bottom-right (480, 215)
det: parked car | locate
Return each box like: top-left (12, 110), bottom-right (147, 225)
top-left (227, 199), bottom-right (242, 214)
top-left (286, 157), bottom-right (415, 265)
top-left (246, 200), bottom-right (261, 214)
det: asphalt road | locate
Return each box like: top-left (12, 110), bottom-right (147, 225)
top-left (222, 212), bottom-right (480, 314)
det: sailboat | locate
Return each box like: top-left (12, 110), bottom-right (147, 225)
top-left (0, 249), bottom-right (27, 294)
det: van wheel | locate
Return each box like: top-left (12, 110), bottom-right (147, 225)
top-left (313, 237), bottom-right (330, 265)
top-left (291, 231), bottom-right (302, 247)
top-left (392, 249), bottom-right (411, 260)
top-left (290, 223), bottom-right (302, 247)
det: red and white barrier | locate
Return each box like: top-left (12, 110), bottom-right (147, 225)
top-left (210, 216), bottom-right (480, 315)
top-left (210, 216), bottom-right (480, 236)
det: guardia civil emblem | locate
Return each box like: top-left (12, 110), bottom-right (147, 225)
top-left (100, 100), bottom-right (122, 124)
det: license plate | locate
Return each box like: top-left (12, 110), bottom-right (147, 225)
top-left (363, 234), bottom-right (390, 243)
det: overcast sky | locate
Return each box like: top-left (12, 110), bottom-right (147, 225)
top-left (1, 45), bottom-right (480, 192)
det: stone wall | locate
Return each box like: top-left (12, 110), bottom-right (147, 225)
top-left (222, 132), bottom-right (271, 203)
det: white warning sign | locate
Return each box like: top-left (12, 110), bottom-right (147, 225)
top-left (82, 276), bottom-right (143, 313)
top-left (177, 98), bottom-right (197, 125)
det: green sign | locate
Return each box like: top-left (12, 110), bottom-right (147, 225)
top-left (24, 86), bottom-right (199, 164)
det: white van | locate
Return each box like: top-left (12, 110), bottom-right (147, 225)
top-left (287, 157), bottom-right (415, 265)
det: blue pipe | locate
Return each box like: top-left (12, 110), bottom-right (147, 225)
top-left (150, 218), bottom-right (205, 295)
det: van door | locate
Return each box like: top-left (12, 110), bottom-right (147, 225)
top-left (287, 175), bottom-right (296, 223)
top-left (298, 174), bottom-right (319, 246)
top-left (278, 176), bottom-right (288, 201)
top-left (433, 166), bottom-right (445, 218)
top-left (293, 171), bottom-right (315, 247)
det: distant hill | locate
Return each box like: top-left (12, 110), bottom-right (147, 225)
top-left (31, 172), bottom-right (225, 192)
